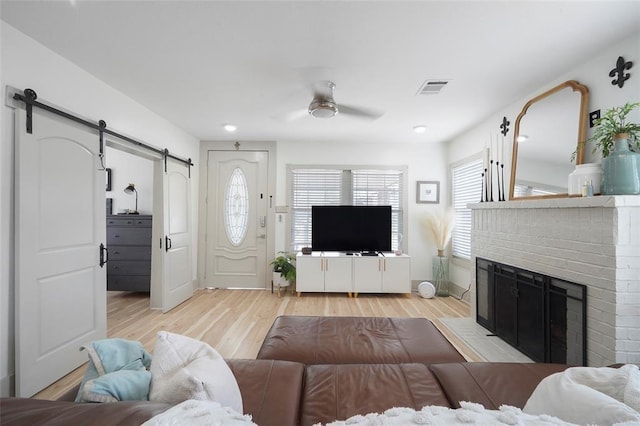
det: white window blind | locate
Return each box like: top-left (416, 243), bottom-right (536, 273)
top-left (290, 169), bottom-right (344, 251)
top-left (289, 167), bottom-right (404, 252)
top-left (352, 170), bottom-right (403, 250)
top-left (451, 159), bottom-right (483, 259)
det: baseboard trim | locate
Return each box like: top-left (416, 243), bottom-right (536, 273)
top-left (1, 373), bottom-right (15, 397)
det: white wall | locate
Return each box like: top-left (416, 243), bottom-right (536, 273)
top-left (274, 139), bottom-right (450, 286)
top-left (0, 22), bottom-right (200, 397)
top-left (105, 147), bottom-right (154, 215)
top-left (446, 31), bottom-right (640, 295)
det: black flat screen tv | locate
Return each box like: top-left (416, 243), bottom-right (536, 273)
top-left (311, 205), bottom-right (392, 252)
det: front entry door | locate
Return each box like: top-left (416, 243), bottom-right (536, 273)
top-left (205, 151), bottom-right (268, 288)
top-left (15, 109), bottom-right (106, 396)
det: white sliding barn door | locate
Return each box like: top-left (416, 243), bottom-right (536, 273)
top-left (15, 109), bottom-right (106, 397)
top-left (157, 159), bottom-right (193, 312)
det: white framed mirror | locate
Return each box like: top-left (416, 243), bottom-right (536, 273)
top-left (509, 80), bottom-right (589, 200)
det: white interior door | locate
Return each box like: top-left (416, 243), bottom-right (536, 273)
top-left (205, 151), bottom-right (268, 288)
top-left (15, 109), bottom-right (106, 397)
top-left (160, 160), bottom-right (193, 312)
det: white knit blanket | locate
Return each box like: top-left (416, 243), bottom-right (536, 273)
top-left (320, 403), bottom-right (575, 426)
top-left (142, 400), bottom-right (256, 426)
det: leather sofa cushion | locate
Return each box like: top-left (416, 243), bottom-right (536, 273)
top-left (257, 316), bottom-right (466, 365)
top-left (429, 362), bottom-right (570, 409)
top-left (2, 359), bottom-right (304, 426)
top-left (0, 398), bottom-right (170, 425)
top-left (227, 359), bottom-right (305, 426)
top-left (300, 363), bottom-right (452, 426)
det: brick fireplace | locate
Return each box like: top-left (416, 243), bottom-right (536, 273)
top-left (470, 196), bottom-right (640, 366)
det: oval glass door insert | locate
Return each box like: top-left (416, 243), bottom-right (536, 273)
top-left (224, 167), bottom-right (249, 245)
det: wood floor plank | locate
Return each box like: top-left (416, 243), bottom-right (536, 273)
top-left (32, 288), bottom-right (479, 400)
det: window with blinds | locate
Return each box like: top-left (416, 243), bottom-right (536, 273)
top-left (451, 158), bottom-right (483, 260)
top-left (289, 167), bottom-right (404, 252)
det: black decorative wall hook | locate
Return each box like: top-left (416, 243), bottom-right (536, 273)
top-left (609, 56), bottom-right (633, 88)
top-left (500, 116), bottom-right (510, 136)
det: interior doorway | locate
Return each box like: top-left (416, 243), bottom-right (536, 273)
top-left (105, 147), bottom-right (154, 300)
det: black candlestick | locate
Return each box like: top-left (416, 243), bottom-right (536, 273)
top-left (481, 172), bottom-right (485, 202)
top-left (484, 168), bottom-right (489, 202)
top-left (500, 164), bottom-right (505, 201)
top-left (489, 160), bottom-right (494, 201)
top-left (496, 161), bottom-right (501, 201)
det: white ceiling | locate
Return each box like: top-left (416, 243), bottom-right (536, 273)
top-left (2, 1), bottom-right (639, 145)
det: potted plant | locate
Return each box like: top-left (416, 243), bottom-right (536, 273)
top-left (587, 102), bottom-right (640, 195)
top-left (271, 252), bottom-right (296, 296)
top-left (588, 102), bottom-right (640, 158)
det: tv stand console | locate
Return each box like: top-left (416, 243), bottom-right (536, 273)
top-left (296, 252), bottom-right (411, 297)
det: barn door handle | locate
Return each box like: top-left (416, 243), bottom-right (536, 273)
top-left (165, 236), bottom-right (172, 252)
top-left (99, 243), bottom-right (108, 267)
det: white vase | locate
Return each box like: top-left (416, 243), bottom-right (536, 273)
top-left (568, 163), bottom-right (603, 195)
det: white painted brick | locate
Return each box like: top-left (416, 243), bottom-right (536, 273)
top-left (472, 199), bottom-right (639, 367)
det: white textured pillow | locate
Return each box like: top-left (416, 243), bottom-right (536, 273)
top-left (149, 331), bottom-right (242, 414)
top-left (524, 364), bottom-right (640, 425)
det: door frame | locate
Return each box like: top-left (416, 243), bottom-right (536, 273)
top-left (197, 141), bottom-right (276, 290)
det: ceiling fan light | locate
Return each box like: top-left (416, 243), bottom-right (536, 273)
top-left (309, 99), bottom-right (338, 118)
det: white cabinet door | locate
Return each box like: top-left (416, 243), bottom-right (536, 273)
top-left (296, 255), bottom-right (325, 292)
top-left (382, 256), bottom-right (411, 293)
top-left (324, 257), bottom-right (353, 292)
top-left (353, 257), bottom-right (383, 293)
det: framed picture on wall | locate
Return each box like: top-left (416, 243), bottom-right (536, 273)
top-left (416, 181), bottom-right (440, 204)
top-left (106, 168), bottom-right (112, 191)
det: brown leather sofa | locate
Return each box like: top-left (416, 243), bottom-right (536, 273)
top-left (0, 316), bottom-right (570, 426)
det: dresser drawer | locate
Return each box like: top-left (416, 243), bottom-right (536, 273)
top-left (107, 227), bottom-right (152, 245)
top-left (107, 275), bottom-right (150, 292)
top-left (107, 216), bottom-right (152, 227)
top-left (108, 245), bottom-right (152, 260)
top-left (108, 260), bottom-right (151, 276)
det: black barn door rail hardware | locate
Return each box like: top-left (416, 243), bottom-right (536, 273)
top-left (12, 88), bottom-right (194, 170)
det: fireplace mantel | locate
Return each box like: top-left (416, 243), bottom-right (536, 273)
top-left (470, 195), bottom-right (639, 366)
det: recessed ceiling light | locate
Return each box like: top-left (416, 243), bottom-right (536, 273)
top-left (517, 134), bottom-right (529, 142)
top-left (223, 124), bottom-right (237, 132)
top-left (413, 125), bottom-right (427, 134)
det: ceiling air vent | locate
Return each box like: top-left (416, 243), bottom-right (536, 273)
top-left (417, 80), bottom-right (449, 95)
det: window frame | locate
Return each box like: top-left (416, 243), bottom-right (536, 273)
top-left (286, 164), bottom-right (408, 254)
top-left (449, 152), bottom-right (484, 262)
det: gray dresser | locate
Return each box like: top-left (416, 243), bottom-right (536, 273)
top-left (107, 215), bottom-right (152, 292)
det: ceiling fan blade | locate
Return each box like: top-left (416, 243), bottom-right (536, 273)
top-left (271, 108), bottom-right (309, 122)
top-left (339, 104), bottom-right (385, 120)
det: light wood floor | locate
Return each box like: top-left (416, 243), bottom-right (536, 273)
top-left (34, 288), bottom-right (480, 400)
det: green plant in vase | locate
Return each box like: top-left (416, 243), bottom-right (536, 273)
top-left (588, 102), bottom-right (640, 158)
top-left (588, 102), bottom-right (640, 195)
top-left (271, 252), bottom-right (296, 296)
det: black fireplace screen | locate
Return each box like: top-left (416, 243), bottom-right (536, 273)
top-left (476, 258), bottom-right (587, 366)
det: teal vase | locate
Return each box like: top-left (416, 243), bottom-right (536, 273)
top-left (602, 136), bottom-right (640, 195)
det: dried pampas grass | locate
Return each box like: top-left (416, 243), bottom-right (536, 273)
top-left (423, 209), bottom-right (455, 255)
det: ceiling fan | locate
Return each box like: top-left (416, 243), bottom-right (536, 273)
top-left (281, 80), bottom-right (384, 121)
